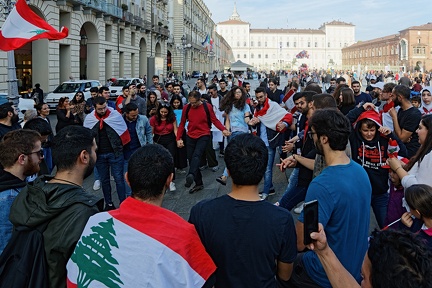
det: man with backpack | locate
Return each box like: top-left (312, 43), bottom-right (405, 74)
top-left (176, 91), bottom-right (230, 193)
top-left (3, 126), bottom-right (103, 287)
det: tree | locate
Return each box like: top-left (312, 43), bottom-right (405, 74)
top-left (70, 218), bottom-right (124, 288)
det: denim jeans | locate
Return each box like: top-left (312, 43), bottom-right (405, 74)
top-left (372, 193), bottom-right (389, 229)
top-left (222, 131), bottom-right (245, 177)
top-left (286, 167), bottom-right (299, 193)
top-left (124, 159), bottom-right (131, 197)
top-left (186, 135), bottom-right (210, 186)
top-left (0, 188), bottom-right (21, 254)
top-left (262, 146), bottom-right (276, 195)
top-left (96, 153), bottom-right (126, 205)
top-left (279, 185), bottom-right (308, 211)
top-left (93, 166), bottom-right (100, 181)
top-left (42, 147), bottom-right (53, 174)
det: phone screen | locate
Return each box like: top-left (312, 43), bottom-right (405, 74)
top-left (303, 200), bottom-right (318, 245)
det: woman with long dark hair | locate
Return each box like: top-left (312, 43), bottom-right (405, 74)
top-left (70, 91), bottom-right (86, 123)
top-left (338, 87), bottom-right (356, 115)
top-left (170, 94), bottom-right (187, 173)
top-left (216, 86), bottom-right (251, 185)
top-left (388, 114), bottom-right (432, 188)
top-left (55, 97), bottom-right (78, 133)
top-left (150, 103), bottom-right (178, 191)
top-left (146, 91), bottom-right (159, 117)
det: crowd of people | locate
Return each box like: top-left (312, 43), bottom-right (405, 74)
top-left (0, 70), bottom-right (432, 287)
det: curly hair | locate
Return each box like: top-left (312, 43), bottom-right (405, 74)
top-left (219, 86), bottom-right (246, 114)
top-left (368, 229), bottom-right (432, 288)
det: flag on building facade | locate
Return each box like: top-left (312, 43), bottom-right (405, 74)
top-left (295, 50), bottom-right (309, 59)
top-left (0, 0), bottom-right (68, 51)
top-left (202, 34), bottom-right (212, 50)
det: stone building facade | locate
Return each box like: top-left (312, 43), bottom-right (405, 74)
top-left (342, 23), bottom-right (432, 72)
top-left (216, 4), bottom-right (355, 71)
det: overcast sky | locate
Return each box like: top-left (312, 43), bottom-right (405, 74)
top-left (203, 0), bottom-right (432, 41)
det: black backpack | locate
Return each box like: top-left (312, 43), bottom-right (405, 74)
top-left (0, 222), bottom-right (49, 288)
top-left (184, 100), bottom-right (212, 129)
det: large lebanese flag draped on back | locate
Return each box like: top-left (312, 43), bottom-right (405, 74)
top-left (66, 198), bottom-right (216, 287)
top-left (0, 0), bottom-right (68, 51)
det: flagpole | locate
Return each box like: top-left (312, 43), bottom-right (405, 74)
top-left (0, 0), bottom-right (19, 103)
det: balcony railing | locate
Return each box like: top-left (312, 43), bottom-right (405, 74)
top-left (85, 0), bottom-right (122, 18)
top-left (160, 27), bottom-right (169, 37)
top-left (133, 16), bottom-right (144, 28)
top-left (122, 11), bottom-right (133, 23)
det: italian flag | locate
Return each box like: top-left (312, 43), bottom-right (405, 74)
top-left (66, 197), bottom-right (216, 287)
top-left (0, 0), bottom-right (68, 51)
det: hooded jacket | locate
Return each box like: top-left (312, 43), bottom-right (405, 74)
top-left (347, 107), bottom-right (407, 195)
top-left (9, 176), bottom-right (103, 288)
top-left (0, 169), bottom-right (27, 253)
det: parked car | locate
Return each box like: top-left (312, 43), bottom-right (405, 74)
top-left (108, 78), bottom-right (144, 98)
top-left (191, 71), bottom-right (202, 78)
top-left (45, 80), bottom-right (101, 111)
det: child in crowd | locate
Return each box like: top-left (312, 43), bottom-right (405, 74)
top-left (411, 95), bottom-right (421, 109)
top-left (401, 184), bottom-right (432, 249)
top-left (384, 162), bottom-right (407, 226)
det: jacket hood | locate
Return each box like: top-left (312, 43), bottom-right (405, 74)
top-left (0, 169), bottom-right (26, 191)
top-left (353, 109), bottom-right (382, 129)
top-left (10, 175), bottom-right (103, 228)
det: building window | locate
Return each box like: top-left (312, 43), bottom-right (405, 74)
top-left (307, 42), bottom-right (310, 47)
top-left (251, 54), bottom-right (254, 59)
top-left (265, 42), bottom-right (267, 47)
top-left (294, 42), bottom-right (296, 47)
top-left (244, 42), bottom-right (247, 47)
top-left (413, 46), bottom-right (426, 55)
top-left (258, 41), bottom-right (261, 47)
top-left (328, 42), bottom-right (330, 48)
top-left (251, 41), bottom-right (254, 47)
top-left (258, 54), bottom-right (261, 59)
top-left (237, 41), bottom-right (240, 47)
top-left (244, 54), bottom-right (247, 58)
top-left (265, 54), bottom-right (268, 58)
top-left (314, 42), bottom-right (317, 47)
top-left (237, 54), bottom-right (240, 58)
top-left (287, 42), bottom-right (289, 47)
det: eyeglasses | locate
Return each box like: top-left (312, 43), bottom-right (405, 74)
top-left (307, 131), bottom-right (316, 139)
top-left (25, 149), bottom-right (44, 158)
top-left (161, 103), bottom-right (170, 107)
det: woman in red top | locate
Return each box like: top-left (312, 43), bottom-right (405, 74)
top-left (150, 103), bottom-right (178, 191)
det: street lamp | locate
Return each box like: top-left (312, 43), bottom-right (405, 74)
top-left (0, 0), bottom-right (19, 102)
top-left (80, 35), bottom-right (88, 46)
top-left (176, 35), bottom-right (191, 79)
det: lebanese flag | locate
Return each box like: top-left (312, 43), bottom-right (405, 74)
top-left (255, 97), bottom-right (292, 131)
top-left (282, 89), bottom-right (297, 113)
top-left (84, 107), bottom-right (131, 145)
top-left (0, 0), bottom-right (68, 51)
top-left (66, 198), bottom-right (216, 287)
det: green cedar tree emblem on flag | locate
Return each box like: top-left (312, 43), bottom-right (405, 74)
top-left (29, 29), bottom-right (48, 35)
top-left (71, 218), bottom-right (124, 287)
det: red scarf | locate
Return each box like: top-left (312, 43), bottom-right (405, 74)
top-left (95, 108), bottom-right (111, 129)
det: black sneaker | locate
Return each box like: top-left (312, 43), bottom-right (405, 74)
top-left (259, 189), bottom-right (276, 196)
top-left (189, 185), bottom-right (204, 194)
top-left (185, 174), bottom-right (194, 188)
top-left (104, 203), bottom-right (115, 211)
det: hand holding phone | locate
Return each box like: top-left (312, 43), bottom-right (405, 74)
top-left (303, 200), bottom-right (319, 246)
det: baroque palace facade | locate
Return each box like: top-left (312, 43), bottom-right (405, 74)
top-left (342, 23), bottom-right (432, 72)
top-left (216, 5), bottom-right (355, 71)
top-left (0, 0), bottom-right (234, 94)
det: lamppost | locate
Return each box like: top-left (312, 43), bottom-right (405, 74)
top-left (0, 0), bottom-right (19, 102)
top-left (176, 35), bottom-right (191, 80)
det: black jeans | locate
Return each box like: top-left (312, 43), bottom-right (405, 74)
top-left (201, 133), bottom-right (218, 168)
top-left (155, 132), bottom-right (176, 180)
top-left (186, 135), bottom-right (210, 186)
top-left (286, 253), bottom-right (321, 288)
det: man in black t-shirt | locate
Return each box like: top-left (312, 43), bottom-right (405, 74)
top-left (389, 85), bottom-right (422, 158)
top-left (189, 134), bottom-right (297, 287)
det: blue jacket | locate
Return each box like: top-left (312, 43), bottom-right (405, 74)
top-left (135, 114), bottom-right (153, 146)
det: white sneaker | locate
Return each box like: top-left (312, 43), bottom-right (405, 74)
top-left (169, 182), bottom-right (176, 192)
top-left (294, 205), bottom-right (304, 214)
top-left (93, 180), bottom-right (101, 191)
